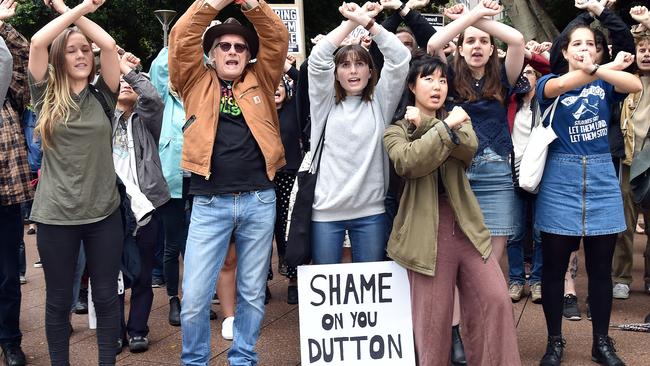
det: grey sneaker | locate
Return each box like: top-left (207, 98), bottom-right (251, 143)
top-left (530, 282), bottom-right (542, 304)
top-left (508, 283), bottom-right (525, 302)
top-left (563, 294), bottom-right (581, 321)
top-left (612, 283), bottom-right (630, 300)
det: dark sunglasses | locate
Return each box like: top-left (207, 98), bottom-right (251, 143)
top-left (216, 42), bottom-right (248, 53)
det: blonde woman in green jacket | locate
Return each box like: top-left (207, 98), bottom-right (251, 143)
top-left (383, 54), bottom-right (520, 366)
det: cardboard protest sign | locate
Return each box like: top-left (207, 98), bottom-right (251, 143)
top-left (297, 261), bottom-right (415, 366)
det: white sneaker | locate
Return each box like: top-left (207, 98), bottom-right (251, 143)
top-left (612, 283), bottom-right (630, 299)
top-left (221, 316), bottom-right (234, 341)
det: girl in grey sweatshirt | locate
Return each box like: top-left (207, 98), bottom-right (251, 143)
top-left (308, 3), bottom-right (410, 264)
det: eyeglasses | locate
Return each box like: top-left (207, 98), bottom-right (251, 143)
top-left (216, 42), bottom-right (248, 53)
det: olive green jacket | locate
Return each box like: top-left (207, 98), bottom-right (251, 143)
top-left (383, 114), bottom-right (492, 276)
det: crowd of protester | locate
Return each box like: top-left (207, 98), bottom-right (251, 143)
top-left (1, 0), bottom-right (650, 365)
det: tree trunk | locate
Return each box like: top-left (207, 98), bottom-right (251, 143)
top-left (501, 0), bottom-right (560, 42)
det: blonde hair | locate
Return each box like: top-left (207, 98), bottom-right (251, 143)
top-left (34, 28), bottom-right (95, 149)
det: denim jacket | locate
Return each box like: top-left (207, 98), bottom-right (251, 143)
top-left (149, 47), bottom-right (185, 198)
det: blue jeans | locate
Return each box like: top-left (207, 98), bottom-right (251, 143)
top-left (507, 191), bottom-right (542, 285)
top-left (311, 213), bottom-right (387, 264)
top-left (180, 189), bottom-right (275, 366)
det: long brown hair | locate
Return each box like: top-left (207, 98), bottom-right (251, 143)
top-left (34, 27), bottom-right (96, 149)
top-left (333, 45), bottom-right (378, 104)
top-left (452, 29), bottom-right (504, 104)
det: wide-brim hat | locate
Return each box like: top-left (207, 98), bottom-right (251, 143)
top-left (202, 17), bottom-right (259, 58)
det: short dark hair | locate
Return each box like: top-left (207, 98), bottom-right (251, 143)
top-left (333, 45), bottom-right (377, 104)
top-left (395, 53), bottom-right (449, 121)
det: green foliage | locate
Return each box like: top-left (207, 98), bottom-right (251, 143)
top-left (8, 0), bottom-right (639, 71)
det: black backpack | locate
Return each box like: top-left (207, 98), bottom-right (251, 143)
top-left (88, 83), bottom-right (114, 123)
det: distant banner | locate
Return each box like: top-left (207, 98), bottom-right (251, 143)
top-left (422, 13), bottom-right (444, 30)
top-left (271, 5), bottom-right (304, 54)
top-left (297, 261), bottom-right (415, 366)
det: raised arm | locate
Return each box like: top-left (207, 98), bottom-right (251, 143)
top-left (542, 51), bottom-right (641, 99)
top-left (426, 2), bottom-right (499, 54)
top-left (0, 1), bottom-right (30, 113)
top-left (121, 52), bottom-right (164, 143)
top-left (631, 6), bottom-right (650, 31)
top-left (473, 16), bottom-right (525, 85)
top-left (148, 47), bottom-right (170, 100)
top-left (51, 0), bottom-right (119, 91)
top-left (244, 0), bottom-right (289, 93)
top-left (29, 0), bottom-right (106, 83)
top-left (0, 35), bottom-right (11, 109)
top-left (168, 0), bottom-right (229, 98)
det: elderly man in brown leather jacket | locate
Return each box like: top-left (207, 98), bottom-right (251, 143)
top-left (168, 0), bottom-right (288, 365)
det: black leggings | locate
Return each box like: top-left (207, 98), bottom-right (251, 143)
top-left (37, 210), bottom-right (123, 366)
top-left (541, 232), bottom-right (616, 337)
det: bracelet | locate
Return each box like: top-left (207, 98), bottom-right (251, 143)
top-left (365, 18), bottom-right (375, 31)
top-left (397, 2), bottom-right (406, 13)
top-left (589, 64), bottom-right (600, 76)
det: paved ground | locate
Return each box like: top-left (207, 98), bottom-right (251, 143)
top-left (10, 227), bottom-right (650, 366)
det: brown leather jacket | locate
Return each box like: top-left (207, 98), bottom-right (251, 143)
top-left (168, 0), bottom-right (288, 179)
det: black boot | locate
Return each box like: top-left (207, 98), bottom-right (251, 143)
top-left (592, 334), bottom-right (625, 366)
top-left (1, 343), bottom-right (26, 366)
top-left (540, 335), bottom-right (565, 366)
top-left (168, 296), bottom-right (181, 326)
top-left (451, 325), bottom-right (467, 365)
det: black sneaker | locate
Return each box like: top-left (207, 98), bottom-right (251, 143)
top-left (212, 293), bottom-right (220, 304)
top-left (128, 336), bottom-right (149, 353)
top-left (33, 260), bottom-right (42, 268)
top-left (562, 294), bottom-right (581, 321)
top-left (151, 277), bottom-right (166, 288)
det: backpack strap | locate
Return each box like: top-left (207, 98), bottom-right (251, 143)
top-left (88, 84), bottom-right (114, 123)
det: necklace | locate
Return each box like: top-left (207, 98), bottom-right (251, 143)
top-left (474, 78), bottom-right (481, 87)
top-left (221, 79), bottom-right (233, 90)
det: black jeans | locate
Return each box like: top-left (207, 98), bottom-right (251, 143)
top-left (541, 232), bottom-right (617, 337)
top-left (159, 180), bottom-right (191, 297)
top-left (37, 210), bottom-right (123, 366)
top-left (0, 204), bottom-right (23, 346)
top-left (119, 215), bottom-right (158, 338)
